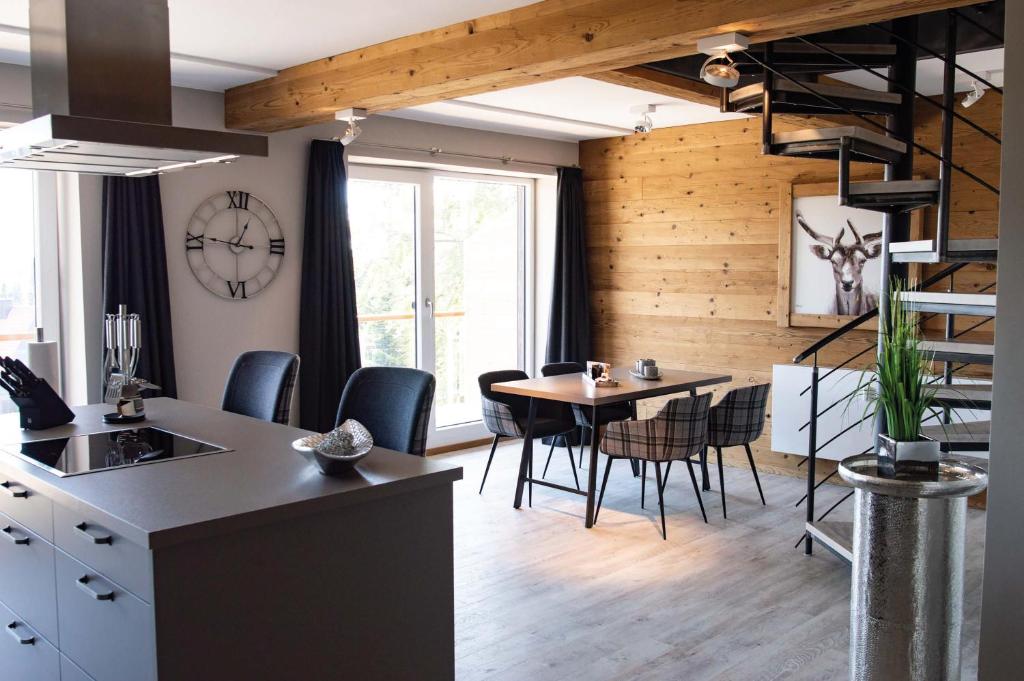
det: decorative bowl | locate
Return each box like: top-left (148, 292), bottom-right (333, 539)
top-left (293, 420), bottom-right (374, 476)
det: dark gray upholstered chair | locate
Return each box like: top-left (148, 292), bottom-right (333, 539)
top-left (221, 351), bottom-right (300, 425)
top-left (539, 361), bottom-right (634, 472)
top-left (477, 370), bottom-right (578, 495)
top-left (335, 367), bottom-right (435, 457)
top-left (707, 383), bottom-right (771, 518)
top-left (597, 393), bottom-right (713, 539)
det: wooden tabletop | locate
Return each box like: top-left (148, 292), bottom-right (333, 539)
top-left (492, 367), bottom-right (731, 406)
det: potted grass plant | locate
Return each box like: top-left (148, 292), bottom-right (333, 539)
top-left (857, 279), bottom-right (942, 478)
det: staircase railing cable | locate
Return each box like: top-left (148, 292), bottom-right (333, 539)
top-left (739, 50), bottom-right (1000, 196)
top-left (793, 36), bottom-right (1000, 145)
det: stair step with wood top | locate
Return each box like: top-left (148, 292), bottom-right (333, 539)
top-left (769, 126), bottom-right (905, 163)
top-left (922, 420), bottom-right (990, 452)
top-left (901, 291), bottom-right (997, 316)
top-left (729, 81), bottom-right (902, 116)
top-left (890, 238), bottom-right (999, 264)
top-left (918, 340), bottom-right (994, 365)
top-left (931, 384), bottom-right (993, 410)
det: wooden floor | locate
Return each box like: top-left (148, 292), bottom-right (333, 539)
top-left (438, 440), bottom-right (987, 681)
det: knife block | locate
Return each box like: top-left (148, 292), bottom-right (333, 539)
top-left (10, 379), bottom-right (75, 430)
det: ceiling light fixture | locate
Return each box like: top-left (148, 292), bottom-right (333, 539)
top-left (633, 105), bottom-right (656, 134)
top-left (334, 107), bottom-right (368, 146)
top-left (697, 32), bottom-right (749, 89)
top-left (961, 80), bottom-right (986, 108)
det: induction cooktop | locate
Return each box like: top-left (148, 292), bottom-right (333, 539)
top-left (1, 428), bottom-right (228, 477)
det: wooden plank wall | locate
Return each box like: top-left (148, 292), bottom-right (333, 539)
top-left (579, 93), bottom-right (1002, 481)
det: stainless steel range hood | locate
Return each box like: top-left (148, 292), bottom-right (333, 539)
top-left (0, 0), bottom-right (268, 176)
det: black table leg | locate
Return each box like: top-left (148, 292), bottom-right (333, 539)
top-left (513, 398), bottom-right (538, 509)
top-left (584, 404), bottom-right (601, 528)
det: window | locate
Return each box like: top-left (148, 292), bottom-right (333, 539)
top-left (348, 165), bottom-right (532, 447)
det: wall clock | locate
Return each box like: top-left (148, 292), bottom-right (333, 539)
top-left (185, 190), bottom-right (285, 300)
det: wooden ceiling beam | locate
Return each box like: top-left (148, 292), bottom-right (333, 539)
top-left (225, 0), bottom-right (978, 132)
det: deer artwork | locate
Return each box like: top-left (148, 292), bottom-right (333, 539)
top-left (797, 213), bottom-right (883, 316)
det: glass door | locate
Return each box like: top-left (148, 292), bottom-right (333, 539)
top-left (348, 165), bottom-right (531, 449)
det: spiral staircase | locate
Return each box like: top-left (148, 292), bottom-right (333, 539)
top-left (649, 3), bottom-right (1004, 561)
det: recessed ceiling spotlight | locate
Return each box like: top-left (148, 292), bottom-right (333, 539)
top-left (697, 32), bottom-right (748, 89)
top-left (633, 105), bottom-right (656, 134)
top-left (961, 80), bottom-right (986, 108)
top-left (334, 107), bottom-right (367, 145)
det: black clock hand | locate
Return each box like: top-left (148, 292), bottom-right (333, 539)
top-left (232, 222), bottom-right (250, 246)
top-left (206, 235), bottom-right (254, 249)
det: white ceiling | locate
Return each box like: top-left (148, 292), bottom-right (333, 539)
top-left (832, 49), bottom-right (1005, 95)
top-left (0, 1), bottom-right (1005, 142)
top-left (385, 78), bottom-right (748, 142)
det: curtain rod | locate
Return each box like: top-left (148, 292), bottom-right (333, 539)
top-left (342, 141), bottom-right (579, 170)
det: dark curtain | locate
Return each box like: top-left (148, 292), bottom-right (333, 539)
top-left (545, 167), bottom-right (592, 365)
top-left (101, 175), bottom-right (177, 397)
top-left (299, 139), bottom-right (362, 432)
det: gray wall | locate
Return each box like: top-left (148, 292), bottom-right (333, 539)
top-left (978, 2), bottom-right (1024, 677)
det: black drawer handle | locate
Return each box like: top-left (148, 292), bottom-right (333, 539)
top-left (76, 575), bottom-right (115, 602)
top-left (1, 525), bottom-right (29, 545)
top-left (0, 481), bottom-right (27, 499)
top-left (74, 522), bottom-right (113, 545)
top-left (6, 622), bottom-right (35, 645)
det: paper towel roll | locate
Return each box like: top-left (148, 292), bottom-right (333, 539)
top-left (27, 340), bottom-right (60, 393)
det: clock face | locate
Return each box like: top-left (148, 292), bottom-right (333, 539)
top-left (185, 191), bottom-right (285, 300)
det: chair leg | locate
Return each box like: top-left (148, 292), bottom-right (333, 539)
top-left (661, 461), bottom-right (672, 494)
top-left (716, 446), bottom-right (727, 519)
top-left (654, 461), bottom-right (667, 540)
top-left (684, 458), bottom-right (708, 524)
top-left (595, 456), bottom-right (615, 524)
top-left (630, 458), bottom-right (640, 478)
top-left (579, 427), bottom-right (588, 469)
top-left (745, 443), bottom-right (766, 505)
top-left (479, 435), bottom-right (500, 495)
top-left (542, 438), bottom-right (556, 479)
top-left (641, 460), bottom-right (647, 509)
top-left (566, 436), bottom-right (581, 491)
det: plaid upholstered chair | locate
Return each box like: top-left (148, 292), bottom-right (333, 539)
top-left (596, 393), bottom-right (713, 539)
top-left (707, 383), bottom-right (771, 519)
top-left (335, 367), bottom-right (436, 457)
top-left (477, 370), bottom-right (578, 495)
top-left (539, 361), bottom-right (635, 477)
top-left (221, 351), bottom-right (300, 425)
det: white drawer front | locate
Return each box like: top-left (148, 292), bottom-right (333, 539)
top-left (53, 503), bottom-right (153, 603)
top-left (0, 473), bottom-right (52, 542)
top-left (61, 654), bottom-right (97, 681)
top-left (55, 550), bottom-right (156, 681)
top-left (0, 511), bottom-right (57, 643)
top-left (0, 600), bottom-right (60, 681)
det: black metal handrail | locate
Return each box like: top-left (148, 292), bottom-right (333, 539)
top-left (793, 36), bottom-right (1001, 145)
top-left (793, 262), bottom-right (968, 364)
top-left (869, 22), bottom-right (1003, 95)
top-left (740, 50), bottom-right (1000, 196)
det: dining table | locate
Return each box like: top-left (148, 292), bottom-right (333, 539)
top-left (492, 367), bottom-right (732, 528)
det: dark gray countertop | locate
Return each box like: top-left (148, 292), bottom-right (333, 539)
top-left (0, 398), bottom-right (463, 549)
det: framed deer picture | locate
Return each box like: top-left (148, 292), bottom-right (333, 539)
top-left (777, 180), bottom-right (921, 329)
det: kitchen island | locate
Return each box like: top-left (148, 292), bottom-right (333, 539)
top-left (0, 398), bottom-right (462, 681)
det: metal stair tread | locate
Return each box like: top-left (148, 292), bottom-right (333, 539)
top-left (901, 292), bottom-right (996, 316)
top-left (890, 238), bottom-right (999, 263)
top-left (730, 81), bottom-right (902, 106)
top-left (805, 520), bottom-right (852, 564)
top-left (771, 42), bottom-right (897, 57)
top-left (918, 340), bottom-right (995, 364)
top-left (932, 384), bottom-right (992, 408)
top-left (921, 420), bottom-right (990, 450)
top-left (771, 126), bottom-right (906, 153)
top-left (848, 179), bottom-right (940, 194)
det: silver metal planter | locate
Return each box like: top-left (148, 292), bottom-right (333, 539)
top-left (838, 454), bottom-right (988, 681)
